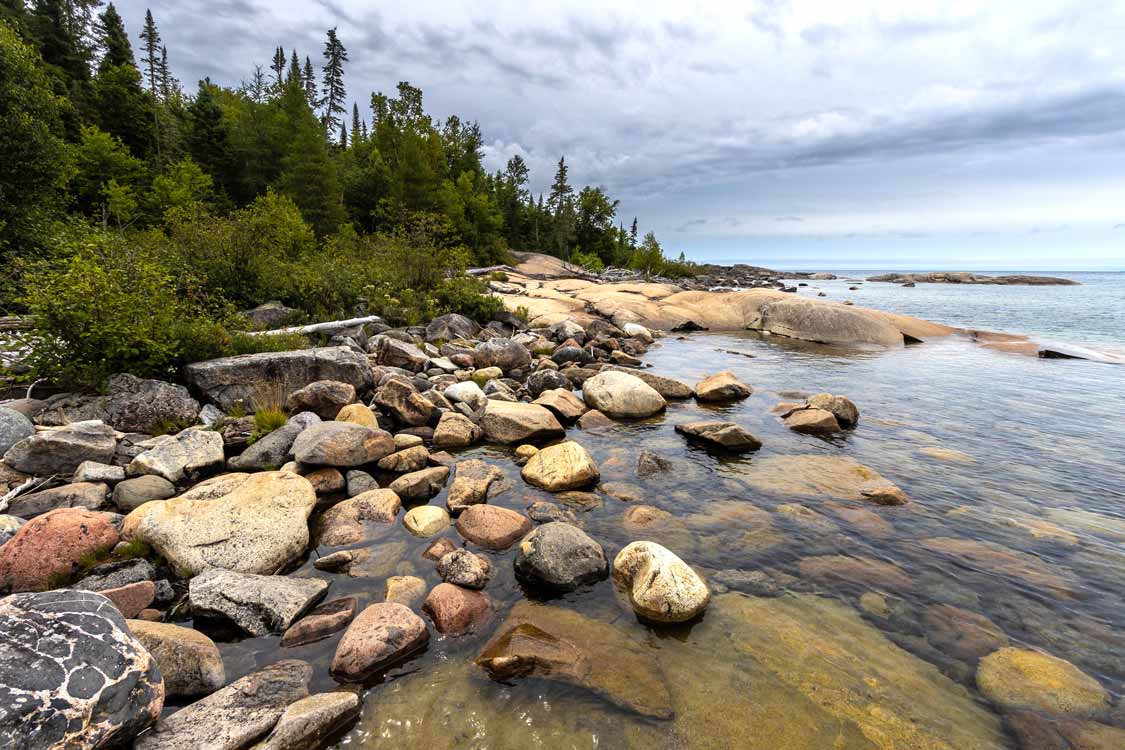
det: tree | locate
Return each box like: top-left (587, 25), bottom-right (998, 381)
top-left (287, 49), bottom-right (300, 85)
top-left (351, 101), bottom-right (361, 144)
top-left (70, 125), bottom-right (146, 224)
top-left (30, 0), bottom-right (100, 83)
top-left (270, 45), bottom-right (285, 88)
top-left (630, 217), bottom-right (638, 248)
top-left (302, 55), bottom-right (316, 108)
top-left (575, 185), bottom-right (619, 264)
top-left (547, 156), bottom-right (573, 216)
top-left (320, 27), bottom-right (347, 139)
top-left (96, 3), bottom-right (133, 70)
top-left (159, 45), bottom-right (177, 101)
top-left (276, 75), bottom-right (346, 235)
top-left (546, 156), bottom-right (576, 258)
top-left (186, 78), bottom-right (235, 197)
top-left (139, 9), bottom-right (161, 160)
top-left (244, 64), bottom-right (267, 103)
top-left (92, 56), bottom-right (152, 158)
top-left (0, 21), bottom-right (70, 258)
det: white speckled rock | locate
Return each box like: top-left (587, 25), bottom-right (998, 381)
top-left (612, 541), bottom-right (710, 623)
top-left (581, 371), bottom-right (666, 419)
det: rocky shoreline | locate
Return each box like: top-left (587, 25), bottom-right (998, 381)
top-left (868, 271), bottom-right (1080, 286)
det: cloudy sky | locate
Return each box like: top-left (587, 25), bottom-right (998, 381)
top-left (115, 0), bottom-right (1125, 269)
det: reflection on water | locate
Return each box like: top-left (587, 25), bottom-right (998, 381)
top-left (219, 332), bottom-right (1125, 748)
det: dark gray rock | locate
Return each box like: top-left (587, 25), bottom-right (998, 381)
top-left (76, 558), bottom-right (156, 592)
top-left (513, 521), bottom-right (608, 591)
top-left (474, 339), bottom-right (531, 372)
top-left (241, 301), bottom-right (299, 329)
top-left (189, 569), bottom-right (329, 637)
top-left (636, 450), bottom-right (673, 477)
top-left (184, 347), bottom-right (373, 412)
top-left (134, 659), bottom-right (311, 750)
top-left (426, 313), bottom-right (480, 342)
top-left (7, 481), bottom-right (108, 519)
top-left (2, 420), bottom-right (117, 475)
top-left (526, 369), bottom-right (570, 397)
top-left (105, 374), bottom-right (201, 434)
top-left (345, 470), bottom-right (378, 497)
top-left (0, 590), bottom-right (164, 749)
top-left (0, 407), bottom-right (33, 456)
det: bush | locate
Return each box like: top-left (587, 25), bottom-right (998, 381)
top-left (571, 249), bottom-right (605, 273)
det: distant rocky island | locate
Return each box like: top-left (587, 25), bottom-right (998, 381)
top-left (868, 272), bottom-right (1079, 286)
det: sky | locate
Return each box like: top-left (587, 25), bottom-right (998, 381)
top-left (114, 0), bottom-right (1125, 269)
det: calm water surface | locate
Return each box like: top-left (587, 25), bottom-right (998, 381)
top-left (199, 323), bottom-right (1124, 748)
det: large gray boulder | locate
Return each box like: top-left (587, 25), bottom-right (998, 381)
top-left (370, 336), bottom-right (430, 372)
top-left (127, 428), bottom-right (225, 484)
top-left (183, 347), bottom-right (373, 412)
top-left (227, 413), bottom-right (321, 471)
top-left (189, 569), bottom-right (329, 636)
top-left (0, 590), bottom-right (164, 748)
top-left (134, 660), bottom-right (311, 750)
top-left (290, 422), bottom-right (395, 467)
top-left (474, 339), bottom-right (531, 372)
top-left (2, 420), bottom-right (116, 475)
top-left (426, 313), bottom-right (480, 342)
top-left (124, 471), bottom-right (317, 577)
top-left (0, 407), bottom-right (33, 456)
top-left (514, 521), bottom-right (608, 591)
top-left (581, 371), bottom-right (666, 419)
top-left (104, 373), bottom-right (201, 433)
top-left (7, 481), bottom-right (107, 519)
top-left (479, 400), bottom-right (564, 444)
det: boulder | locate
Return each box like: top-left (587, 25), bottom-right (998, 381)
top-left (0, 407), bottom-right (34, 455)
top-left (807, 393), bottom-right (860, 428)
top-left (228, 416), bottom-right (316, 471)
top-left (456, 505), bottom-right (532, 550)
top-left (317, 489), bottom-right (401, 546)
top-left (533, 388), bottom-right (587, 422)
top-left (403, 505), bottom-right (450, 537)
top-left (0, 509), bottom-right (119, 592)
top-left (474, 339), bottom-right (531, 372)
top-left (390, 466), bottom-right (450, 502)
top-left (240, 301), bottom-right (298, 329)
top-left (784, 407), bottom-right (842, 435)
top-left (252, 692), bottom-right (361, 750)
top-left (603, 366), bottom-right (693, 399)
top-left (757, 298), bottom-right (906, 347)
top-left (422, 583), bottom-right (492, 635)
top-left (443, 381), bottom-right (487, 412)
top-left (104, 373), bottom-right (200, 433)
top-left (476, 600), bottom-right (672, 718)
top-left (345, 469), bottom-right (378, 497)
top-left (797, 555), bottom-right (912, 592)
top-left (112, 475), bottom-right (176, 512)
top-left (446, 459), bottom-right (505, 513)
top-left (305, 467), bottom-right (344, 494)
top-left (374, 379), bottom-right (434, 426)
top-left (74, 461), bottom-right (125, 484)
top-left (102, 580), bottom-right (155, 618)
top-left (127, 428), bottom-right (225, 484)
top-left (133, 660), bottom-right (311, 750)
top-left (612, 541), bottom-right (710, 623)
top-left (520, 441), bottom-right (600, 491)
top-left (7, 481), bottom-right (107, 519)
top-left (636, 450), bottom-right (673, 477)
top-left (331, 603), bottom-right (429, 682)
top-left (377, 445), bottom-right (430, 474)
top-left (75, 559), bottom-right (155, 592)
top-left (977, 647), bottom-right (1110, 718)
top-left (335, 402), bottom-right (378, 427)
top-left (675, 421), bottom-right (762, 451)
top-left (3, 420), bottom-right (116, 475)
top-left (290, 422), bottom-right (395, 467)
top-left (694, 370), bottom-right (752, 402)
top-left (576, 409), bottom-right (615, 430)
top-left (184, 347), bottom-right (373, 412)
top-left (432, 412), bottom-right (482, 448)
top-left (479, 400), bottom-right (565, 444)
top-left (281, 597), bottom-right (357, 647)
top-left (190, 568), bottom-right (329, 636)
top-left (0, 514), bottom-right (22, 546)
top-left (514, 521), bottom-right (607, 591)
top-left (127, 619), bottom-right (226, 697)
top-left (526, 369), bottom-right (570, 398)
top-left (437, 548), bottom-right (492, 589)
top-left (371, 336), bottom-right (430, 372)
top-left (581, 371), bottom-right (666, 419)
top-left (125, 471), bottom-right (316, 576)
top-left (426, 313), bottom-right (480, 341)
top-left (284, 380), bottom-right (356, 419)
top-left (923, 604), bottom-right (1008, 664)
top-left (0, 590), bottom-right (163, 748)
top-left (384, 575), bottom-right (428, 608)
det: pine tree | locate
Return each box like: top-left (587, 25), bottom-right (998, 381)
top-left (320, 27), bottom-right (348, 139)
top-left (630, 217), bottom-right (638, 248)
top-left (158, 45), bottom-right (176, 102)
top-left (302, 55), bottom-right (316, 108)
top-left (546, 156), bottom-right (573, 216)
top-left (287, 49), bottom-right (300, 85)
top-left (339, 121), bottom-right (347, 149)
top-left (270, 45), bottom-right (285, 88)
top-left (96, 3), bottom-right (133, 71)
top-left (139, 9), bottom-right (162, 161)
top-left (351, 102), bottom-right (361, 144)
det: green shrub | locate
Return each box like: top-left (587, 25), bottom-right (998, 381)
top-left (253, 405), bottom-right (287, 435)
top-left (572, 249), bottom-right (605, 273)
top-left (225, 330), bottom-right (311, 355)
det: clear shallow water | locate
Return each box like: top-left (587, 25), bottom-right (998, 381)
top-left (201, 332), bottom-right (1124, 749)
top-left (782, 270), bottom-right (1125, 351)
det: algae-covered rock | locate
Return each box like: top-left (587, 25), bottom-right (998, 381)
top-left (976, 647), bottom-right (1110, 718)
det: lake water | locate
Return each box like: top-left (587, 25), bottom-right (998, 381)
top-left (200, 281), bottom-right (1124, 749)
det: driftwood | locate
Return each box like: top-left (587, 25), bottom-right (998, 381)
top-left (0, 475), bottom-right (54, 514)
top-left (465, 264), bottom-right (518, 277)
top-left (0, 317), bottom-right (31, 332)
top-left (241, 315), bottom-right (385, 337)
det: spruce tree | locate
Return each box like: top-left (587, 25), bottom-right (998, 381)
top-left (287, 49), bottom-right (300, 85)
top-left (158, 45), bottom-right (175, 102)
top-left (547, 156), bottom-right (573, 216)
top-left (320, 27), bottom-right (347, 139)
top-left (138, 9), bottom-right (162, 160)
top-left (96, 3), bottom-right (133, 71)
top-left (91, 7), bottom-right (150, 159)
top-left (270, 45), bottom-right (285, 88)
top-left (630, 217), bottom-right (638, 248)
top-left (351, 102), bottom-right (361, 144)
top-left (302, 55), bottom-right (316, 108)
top-left (339, 121), bottom-right (347, 149)
top-left (186, 78), bottom-right (234, 196)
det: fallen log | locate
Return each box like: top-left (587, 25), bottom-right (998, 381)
top-left (240, 315), bottom-right (384, 337)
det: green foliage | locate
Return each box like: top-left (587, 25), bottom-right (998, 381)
top-left (571, 249), bottom-right (605, 273)
top-left (225, 330), bottom-right (310, 355)
top-left (70, 124), bottom-right (145, 222)
top-left (114, 538), bottom-right (152, 561)
top-left (151, 157), bottom-right (213, 219)
top-left (253, 405), bottom-right (287, 435)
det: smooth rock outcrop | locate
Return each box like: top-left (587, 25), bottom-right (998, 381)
top-left (127, 428), bottom-right (225, 483)
top-left (0, 508), bottom-right (119, 592)
top-left (675, 421), bottom-right (762, 451)
top-left (184, 347), bottom-right (373, 412)
top-left (189, 569), bottom-right (329, 636)
top-left (476, 600), bottom-right (672, 719)
top-left (456, 504), bottom-right (532, 550)
top-left (581, 371), bottom-right (666, 419)
top-left (977, 647), bottom-right (1110, 718)
top-left (0, 590), bottom-right (163, 749)
top-left (3, 420), bottom-right (116, 475)
top-left (612, 541), bottom-right (710, 623)
top-left (514, 521), bottom-right (608, 591)
top-left (127, 619), bottom-right (226, 697)
top-left (134, 659), bottom-right (311, 750)
top-left (105, 373), bottom-right (200, 433)
top-left (330, 603), bottom-right (429, 682)
top-left (520, 441), bottom-right (600, 492)
top-left (125, 471), bottom-right (316, 576)
top-left (290, 422), bottom-right (395, 467)
top-left (479, 400), bottom-right (565, 444)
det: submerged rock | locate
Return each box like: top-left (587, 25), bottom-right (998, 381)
top-left (675, 421), bottom-right (762, 452)
top-left (976, 647), bottom-right (1110, 719)
top-left (0, 590), bottom-right (164, 749)
top-left (797, 554), bottom-right (912, 592)
top-left (919, 537), bottom-right (1077, 600)
top-left (134, 660), bottom-right (312, 750)
top-left (740, 455), bottom-right (906, 504)
top-left (317, 489), bottom-right (401, 546)
top-left (189, 569), bottom-right (329, 636)
top-left (253, 691), bottom-right (361, 750)
top-left (281, 596), bottom-right (357, 647)
top-left (612, 541), bottom-right (710, 623)
top-left (475, 600), bottom-right (673, 719)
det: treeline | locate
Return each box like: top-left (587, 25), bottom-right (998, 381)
top-left (0, 3), bottom-right (692, 385)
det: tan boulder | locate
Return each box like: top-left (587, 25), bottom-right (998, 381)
top-left (977, 647), bottom-right (1110, 718)
top-left (479, 400), bottom-right (565, 444)
top-left (694, 370), bottom-right (752, 402)
top-left (612, 541), bottom-right (709, 623)
top-left (521, 441), bottom-right (600, 492)
top-left (582, 371), bottom-right (666, 419)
